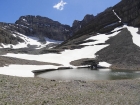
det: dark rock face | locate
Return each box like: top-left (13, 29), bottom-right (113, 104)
top-left (99, 0), bottom-right (140, 31)
top-left (138, 28), bottom-right (140, 34)
top-left (82, 14), bottom-right (95, 25)
top-left (72, 20), bottom-right (80, 34)
top-left (96, 28), bottom-right (140, 70)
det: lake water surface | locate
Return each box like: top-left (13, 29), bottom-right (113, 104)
top-left (35, 68), bottom-right (140, 81)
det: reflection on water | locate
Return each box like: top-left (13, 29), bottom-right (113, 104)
top-left (35, 68), bottom-right (140, 81)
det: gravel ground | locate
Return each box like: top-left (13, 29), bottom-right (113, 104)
top-left (0, 74), bottom-right (139, 105)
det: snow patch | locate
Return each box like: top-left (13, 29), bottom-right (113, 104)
top-left (99, 62), bottom-right (111, 67)
top-left (22, 18), bottom-right (27, 22)
top-left (113, 10), bottom-right (121, 22)
top-left (126, 26), bottom-right (140, 47)
top-left (12, 34), bottom-right (17, 37)
top-left (81, 30), bottom-right (120, 46)
top-left (20, 25), bottom-right (29, 28)
top-left (45, 37), bottom-right (63, 44)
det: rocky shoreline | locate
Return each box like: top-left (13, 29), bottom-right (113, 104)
top-left (0, 74), bottom-right (139, 105)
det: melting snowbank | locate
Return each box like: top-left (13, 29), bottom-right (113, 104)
top-left (0, 65), bottom-right (58, 77)
top-left (99, 62), bottom-right (111, 67)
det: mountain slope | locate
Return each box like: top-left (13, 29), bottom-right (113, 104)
top-left (58, 0), bottom-right (140, 46)
top-left (96, 27), bottom-right (140, 70)
top-left (54, 0), bottom-right (140, 70)
top-left (0, 14), bottom-right (94, 49)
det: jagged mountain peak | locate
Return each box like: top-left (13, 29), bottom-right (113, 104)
top-left (72, 14), bottom-right (94, 34)
top-left (83, 14), bottom-right (94, 21)
top-left (15, 15), bottom-right (61, 26)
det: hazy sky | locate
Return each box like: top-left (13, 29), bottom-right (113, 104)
top-left (0, 0), bottom-right (121, 26)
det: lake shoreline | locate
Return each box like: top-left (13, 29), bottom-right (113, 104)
top-left (0, 74), bottom-right (139, 105)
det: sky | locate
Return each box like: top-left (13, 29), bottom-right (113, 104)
top-left (0, 0), bottom-right (121, 26)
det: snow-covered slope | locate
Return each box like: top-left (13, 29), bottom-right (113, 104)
top-left (0, 26), bottom-right (124, 77)
top-left (0, 32), bottom-right (62, 49)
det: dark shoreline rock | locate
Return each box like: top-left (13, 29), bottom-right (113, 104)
top-left (32, 67), bottom-right (73, 74)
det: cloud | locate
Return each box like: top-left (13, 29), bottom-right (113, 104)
top-left (53, 0), bottom-right (67, 10)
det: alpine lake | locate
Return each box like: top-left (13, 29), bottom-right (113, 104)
top-left (34, 68), bottom-right (140, 81)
